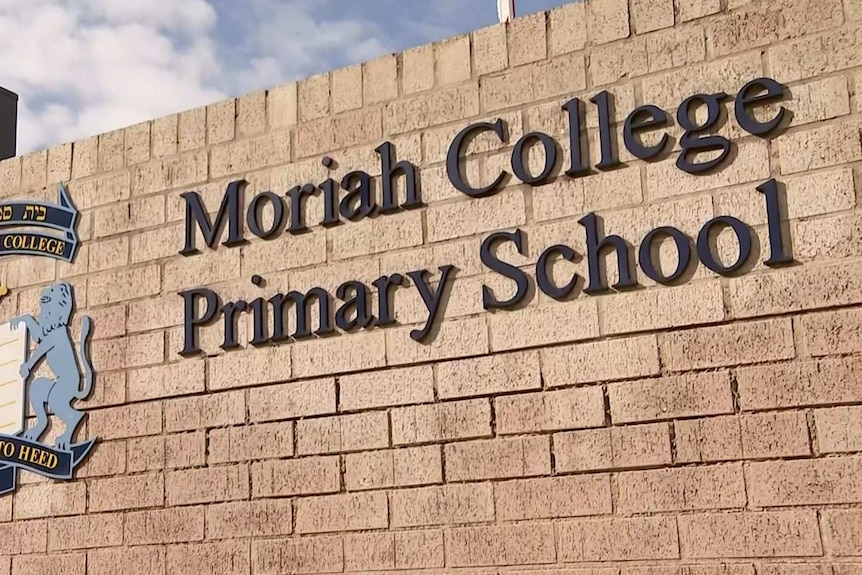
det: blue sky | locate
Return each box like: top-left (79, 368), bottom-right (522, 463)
top-left (0, 0), bottom-right (568, 153)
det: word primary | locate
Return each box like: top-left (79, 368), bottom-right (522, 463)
top-left (180, 180), bottom-right (789, 354)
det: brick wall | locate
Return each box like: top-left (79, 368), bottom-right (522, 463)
top-left (0, 0), bottom-right (860, 573)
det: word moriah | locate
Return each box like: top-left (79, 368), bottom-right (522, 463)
top-left (179, 77), bottom-right (788, 254)
top-left (180, 180), bottom-right (789, 355)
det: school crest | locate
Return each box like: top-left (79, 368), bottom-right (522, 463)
top-left (0, 282), bottom-right (94, 495)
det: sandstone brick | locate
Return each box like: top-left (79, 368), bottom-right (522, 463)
top-left (164, 246), bottom-right (239, 293)
top-left (427, 189), bottom-right (525, 243)
top-left (98, 129), bottom-right (124, 172)
top-left (395, 529), bottom-right (444, 569)
top-left (496, 386), bottom-right (606, 435)
top-left (78, 440), bottom-right (125, 478)
top-left (609, 372), bottom-right (734, 424)
top-left (152, 114), bottom-right (178, 158)
top-left (13, 483), bottom-right (85, 520)
top-left (88, 265), bottom-right (160, 306)
top-left (391, 399), bottom-right (491, 445)
top-left (342, 532), bottom-right (395, 571)
top-left (89, 546), bottom-right (164, 575)
top-left (205, 499), bottom-right (293, 540)
top-left (747, 457), bottom-right (862, 506)
top-left (208, 346), bottom-right (291, 390)
top-left (295, 492), bottom-right (387, 534)
top-left (730, 264), bottom-right (862, 320)
top-left (647, 25), bottom-right (707, 73)
top-left (509, 12), bottom-right (547, 66)
top-left (679, 511), bottom-right (822, 558)
top-left (390, 483), bottom-right (494, 527)
top-left (344, 450), bottom-right (395, 491)
top-left (124, 507), bottom-right (204, 545)
top-left (252, 535), bottom-right (342, 575)
top-left (542, 335), bottom-right (660, 386)
top-left (555, 423), bottom-right (672, 472)
top-left (815, 406), bottom-right (862, 453)
top-left (47, 514), bottom-right (122, 551)
top-left (166, 541), bottom-right (249, 575)
top-left (240, 231), bottom-right (325, 276)
top-left (661, 318), bottom-right (795, 371)
top-left (549, 2), bottom-right (587, 55)
top-left (293, 331), bottom-right (386, 378)
top-left (740, 411), bottom-right (811, 458)
top-left (675, 416), bottom-right (744, 463)
top-left (496, 475), bottom-right (612, 521)
top-left (437, 351), bottom-right (539, 399)
top-left (72, 136), bottom-right (98, 179)
top-left (251, 457), bottom-right (340, 498)
top-left (632, 0), bottom-right (675, 32)
top-left (89, 473), bottom-right (163, 512)
top-left (402, 44), bottom-right (434, 94)
top-left (132, 151), bottom-right (208, 196)
top-left (295, 108), bottom-right (382, 157)
top-left (386, 316), bottom-right (490, 365)
top-left (165, 432), bottom-right (205, 469)
top-left (125, 121), bottom-right (151, 165)
top-left (327, 209), bottom-right (422, 260)
top-left (11, 554), bottom-right (84, 575)
top-left (588, 0), bottom-right (631, 44)
top-left (436, 35), bottom-right (471, 86)
top-left (268, 82), bottom-right (298, 129)
top-left (473, 24), bottom-right (507, 76)
top-left (488, 300), bottom-right (600, 352)
top-left (209, 131), bottom-right (290, 179)
top-left (384, 83), bottom-right (479, 134)
top-left (167, 465), bottom-right (248, 506)
top-left (94, 195), bottom-right (165, 238)
top-left (236, 90), bottom-right (266, 136)
top-left (248, 378), bottom-right (336, 422)
top-left (558, 517), bottom-right (679, 561)
top-left (0, 520), bottom-right (46, 555)
top-left (590, 37), bottom-right (648, 86)
top-left (737, 357), bottom-right (862, 410)
top-left (47, 142), bottom-right (72, 184)
top-left (447, 522), bottom-right (555, 567)
top-left (618, 464), bottom-right (746, 513)
top-left (446, 436), bottom-right (550, 481)
top-left (796, 212), bottom-right (862, 262)
top-left (127, 435), bottom-right (164, 473)
top-left (178, 107), bottom-right (207, 152)
top-left (209, 422), bottom-right (293, 464)
top-left (298, 73), bottom-right (329, 122)
top-left (779, 122), bottom-right (861, 175)
top-left (709, 0), bottom-right (844, 57)
top-left (297, 410), bottom-right (388, 455)
top-left (363, 55), bottom-right (398, 105)
top-left (340, 365), bottom-right (434, 411)
top-left (88, 236), bottom-right (129, 273)
top-left (823, 510), bottom-right (862, 556)
top-left (165, 390), bottom-right (245, 432)
top-left (678, 0), bottom-right (721, 21)
top-left (90, 331), bottom-right (163, 372)
top-left (88, 402), bottom-right (161, 440)
top-left (128, 360), bottom-right (205, 402)
top-left (602, 282), bottom-right (725, 336)
top-left (393, 445), bottom-right (443, 487)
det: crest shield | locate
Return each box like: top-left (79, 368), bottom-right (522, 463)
top-left (0, 321), bottom-right (27, 437)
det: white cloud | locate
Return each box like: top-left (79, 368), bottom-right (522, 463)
top-left (1, 0), bottom-right (512, 154)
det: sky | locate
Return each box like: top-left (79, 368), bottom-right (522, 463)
top-left (0, 0), bottom-right (569, 153)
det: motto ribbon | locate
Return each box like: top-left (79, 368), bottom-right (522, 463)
top-left (0, 183), bottom-right (79, 263)
top-left (0, 435), bottom-right (94, 495)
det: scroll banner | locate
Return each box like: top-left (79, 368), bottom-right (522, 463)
top-left (0, 183), bottom-right (79, 263)
top-left (0, 435), bottom-right (94, 495)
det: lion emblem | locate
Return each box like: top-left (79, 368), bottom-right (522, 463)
top-left (11, 282), bottom-right (93, 450)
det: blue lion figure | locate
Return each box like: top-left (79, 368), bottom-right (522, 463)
top-left (11, 282), bottom-right (93, 450)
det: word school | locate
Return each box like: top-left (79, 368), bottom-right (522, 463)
top-left (178, 77), bottom-right (792, 354)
